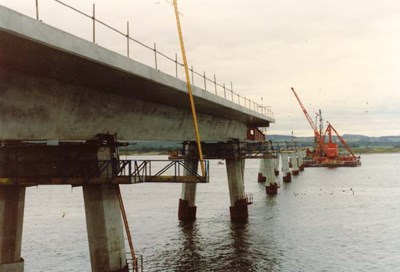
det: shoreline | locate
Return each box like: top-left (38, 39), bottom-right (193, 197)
top-left (120, 148), bottom-right (400, 156)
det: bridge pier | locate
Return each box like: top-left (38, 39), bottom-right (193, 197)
top-left (291, 152), bottom-right (300, 176)
top-left (83, 184), bottom-right (128, 272)
top-left (83, 134), bottom-right (128, 272)
top-left (178, 159), bottom-right (198, 221)
top-left (179, 140), bottom-right (252, 222)
top-left (0, 186), bottom-right (25, 272)
top-left (257, 159), bottom-right (266, 183)
top-left (281, 152), bottom-right (291, 182)
top-left (298, 150), bottom-right (305, 171)
top-left (226, 157), bottom-right (248, 222)
top-left (264, 158), bottom-right (278, 196)
top-left (274, 154), bottom-right (280, 176)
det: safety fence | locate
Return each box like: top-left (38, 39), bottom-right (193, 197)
top-left (29, 0), bottom-right (274, 118)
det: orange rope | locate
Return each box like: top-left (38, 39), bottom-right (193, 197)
top-left (173, 0), bottom-right (205, 176)
top-left (116, 185), bottom-right (138, 271)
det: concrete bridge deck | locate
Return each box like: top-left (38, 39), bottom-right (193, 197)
top-left (0, 5), bottom-right (278, 271)
top-left (0, 5), bottom-right (274, 142)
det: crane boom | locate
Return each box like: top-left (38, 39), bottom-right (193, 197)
top-left (291, 87), bottom-right (326, 156)
top-left (291, 87), bottom-right (318, 134)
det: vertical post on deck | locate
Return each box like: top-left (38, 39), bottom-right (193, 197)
top-left (214, 74), bottom-right (217, 95)
top-left (203, 71), bottom-right (207, 91)
top-left (126, 21), bottom-right (130, 58)
top-left (35, 0), bottom-right (39, 20)
top-left (175, 53), bottom-right (178, 78)
top-left (190, 66), bottom-right (194, 84)
top-left (154, 43), bottom-right (158, 70)
top-left (223, 83), bottom-right (226, 98)
top-left (92, 4), bottom-right (95, 43)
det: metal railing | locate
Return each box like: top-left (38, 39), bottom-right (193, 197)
top-left (3, 159), bottom-right (209, 184)
top-left (126, 253), bottom-right (143, 272)
top-left (117, 159), bottom-right (209, 183)
top-left (28, 0), bottom-right (274, 119)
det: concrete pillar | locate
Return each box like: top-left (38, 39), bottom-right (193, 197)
top-left (83, 184), bottom-right (128, 272)
top-left (0, 186), bottom-right (25, 272)
top-left (274, 153), bottom-right (280, 176)
top-left (265, 158), bottom-right (278, 196)
top-left (257, 159), bottom-right (266, 182)
top-left (178, 159), bottom-right (198, 221)
top-left (291, 152), bottom-right (300, 176)
top-left (281, 152), bottom-right (291, 182)
top-left (226, 158), bottom-right (248, 222)
top-left (83, 134), bottom-right (128, 272)
top-left (298, 150), bottom-right (305, 171)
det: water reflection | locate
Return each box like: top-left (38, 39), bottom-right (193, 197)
top-left (225, 222), bottom-right (254, 271)
top-left (174, 220), bottom-right (256, 272)
top-left (174, 221), bottom-right (206, 271)
top-left (176, 220), bottom-right (279, 271)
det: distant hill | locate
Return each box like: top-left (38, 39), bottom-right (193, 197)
top-left (267, 134), bottom-right (400, 148)
top-left (119, 135), bottom-right (400, 154)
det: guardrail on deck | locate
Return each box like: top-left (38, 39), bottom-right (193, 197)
top-left (22, 0), bottom-right (274, 119)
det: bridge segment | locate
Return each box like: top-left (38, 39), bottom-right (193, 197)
top-left (0, 6), bottom-right (273, 142)
top-left (0, 5), bottom-right (274, 272)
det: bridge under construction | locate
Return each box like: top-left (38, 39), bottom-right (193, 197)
top-left (0, 3), bottom-right (279, 271)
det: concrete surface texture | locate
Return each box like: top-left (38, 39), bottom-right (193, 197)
top-left (0, 6), bottom-right (274, 142)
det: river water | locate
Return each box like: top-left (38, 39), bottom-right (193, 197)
top-left (22, 153), bottom-right (400, 271)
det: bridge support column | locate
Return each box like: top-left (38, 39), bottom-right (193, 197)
top-left (0, 186), bottom-right (25, 272)
top-left (257, 159), bottom-right (266, 183)
top-left (291, 153), bottom-right (300, 176)
top-left (83, 184), bottom-right (128, 272)
top-left (281, 152), bottom-right (291, 182)
top-left (83, 134), bottom-right (128, 272)
top-left (265, 158), bottom-right (278, 196)
top-left (274, 154), bottom-right (280, 176)
top-left (178, 159), bottom-right (198, 221)
top-left (226, 158), bottom-right (248, 222)
top-left (298, 150), bottom-right (305, 171)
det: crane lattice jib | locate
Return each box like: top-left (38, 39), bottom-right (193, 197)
top-left (290, 87), bottom-right (325, 152)
top-left (291, 87), bottom-right (318, 134)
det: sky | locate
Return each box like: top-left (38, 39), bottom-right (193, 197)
top-left (2, 0), bottom-right (400, 137)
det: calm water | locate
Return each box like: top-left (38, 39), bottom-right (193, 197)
top-left (22, 153), bottom-right (400, 271)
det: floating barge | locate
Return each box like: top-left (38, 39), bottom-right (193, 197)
top-left (303, 155), bottom-right (361, 167)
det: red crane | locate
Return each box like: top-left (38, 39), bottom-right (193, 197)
top-left (290, 87), bottom-right (326, 161)
top-left (291, 87), bottom-right (361, 167)
top-left (324, 122), bottom-right (360, 164)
